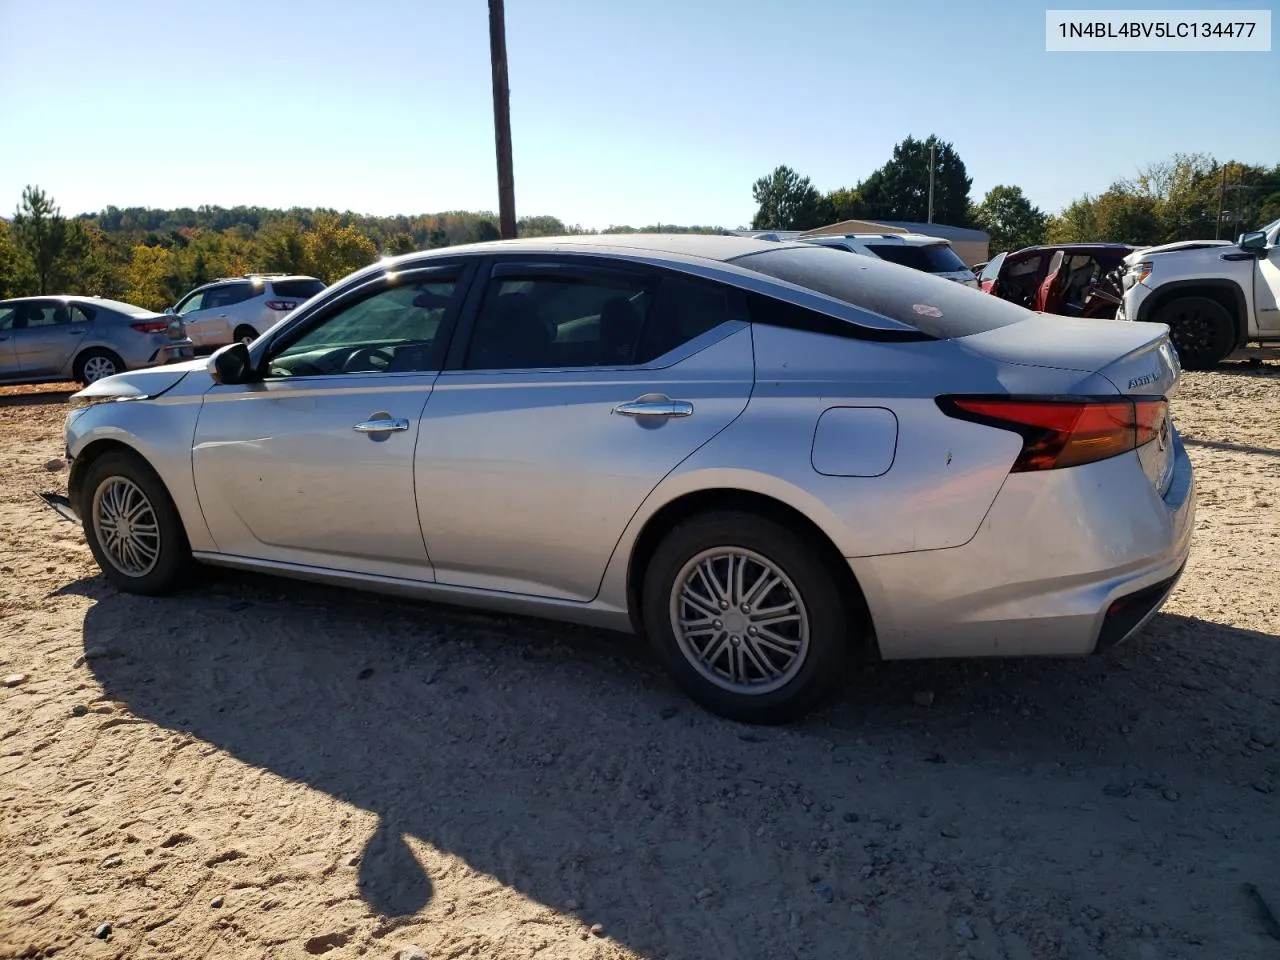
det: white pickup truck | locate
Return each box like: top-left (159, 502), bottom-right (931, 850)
top-left (1116, 217), bottom-right (1280, 369)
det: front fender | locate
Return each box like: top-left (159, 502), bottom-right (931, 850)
top-left (66, 392), bottom-right (215, 552)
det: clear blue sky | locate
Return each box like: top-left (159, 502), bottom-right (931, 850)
top-left (0, 0), bottom-right (1275, 228)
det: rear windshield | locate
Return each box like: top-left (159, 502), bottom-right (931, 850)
top-left (865, 242), bottom-right (969, 273)
top-left (271, 279), bottom-right (326, 299)
top-left (728, 244), bottom-right (1031, 339)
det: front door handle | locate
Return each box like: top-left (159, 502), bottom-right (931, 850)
top-left (613, 397), bottom-right (694, 418)
top-left (353, 417), bottom-right (410, 433)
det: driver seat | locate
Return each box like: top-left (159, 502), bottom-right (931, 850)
top-left (1035, 251), bottom-right (1067, 314)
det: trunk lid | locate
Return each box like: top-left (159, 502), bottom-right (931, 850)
top-left (959, 315), bottom-right (1180, 494)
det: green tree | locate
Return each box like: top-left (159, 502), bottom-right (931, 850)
top-left (0, 221), bottom-right (25, 298)
top-left (855, 135), bottom-right (972, 225)
top-left (971, 185), bottom-right (1047, 251)
top-left (11, 185), bottom-right (68, 294)
top-left (474, 220), bottom-right (501, 242)
top-left (824, 187), bottom-right (863, 222)
top-left (750, 165), bottom-right (830, 230)
top-left (260, 222), bottom-right (309, 274)
top-left (302, 214), bottom-right (378, 283)
top-left (125, 244), bottom-right (175, 310)
top-left (386, 232), bottom-right (416, 256)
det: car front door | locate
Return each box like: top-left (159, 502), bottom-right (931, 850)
top-left (0, 306), bottom-right (19, 376)
top-left (415, 258), bottom-right (755, 601)
top-left (978, 252), bottom-right (1006, 294)
top-left (1255, 224), bottom-right (1280, 333)
top-left (191, 264), bottom-right (470, 580)
top-left (178, 282), bottom-right (251, 347)
top-left (12, 300), bottom-right (90, 376)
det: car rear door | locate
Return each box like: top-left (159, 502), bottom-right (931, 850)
top-left (12, 300), bottom-right (90, 376)
top-left (414, 258), bottom-right (754, 601)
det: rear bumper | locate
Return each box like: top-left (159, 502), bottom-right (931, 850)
top-left (850, 434), bottom-right (1195, 659)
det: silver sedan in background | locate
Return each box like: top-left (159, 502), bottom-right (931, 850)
top-left (0, 296), bottom-right (193, 385)
top-left (45, 235), bottom-right (1194, 723)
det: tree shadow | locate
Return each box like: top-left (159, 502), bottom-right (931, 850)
top-left (69, 572), bottom-right (1280, 957)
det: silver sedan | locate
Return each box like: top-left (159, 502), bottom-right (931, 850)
top-left (46, 235), bottom-right (1194, 722)
top-left (0, 296), bottom-right (194, 385)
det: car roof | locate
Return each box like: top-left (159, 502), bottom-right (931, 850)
top-left (381, 233), bottom-right (807, 267)
top-left (0, 295), bottom-right (155, 312)
top-left (1010, 243), bottom-right (1134, 255)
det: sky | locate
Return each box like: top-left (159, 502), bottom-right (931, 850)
top-left (0, 0), bottom-right (1276, 229)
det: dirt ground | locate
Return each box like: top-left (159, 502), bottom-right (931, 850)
top-left (1, 367), bottom-right (1278, 960)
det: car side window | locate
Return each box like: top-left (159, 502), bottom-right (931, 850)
top-left (635, 274), bottom-right (746, 363)
top-left (175, 291), bottom-right (205, 316)
top-left (979, 254), bottom-right (1005, 283)
top-left (268, 276), bottom-right (459, 378)
top-left (204, 282), bottom-right (256, 310)
top-left (0, 307), bottom-right (14, 331)
top-left (71, 305), bottom-right (95, 323)
top-left (463, 271), bottom-right (653, 370)
top-left (20, 303), bottom-right (72, 328)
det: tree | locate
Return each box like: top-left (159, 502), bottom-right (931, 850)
top-left (11, 185), bottom-right (68, 294)
top-left (824, 187), bottom-right (863, 223)
top-left (971, 185), bottom-right (1047, 251)
top-left (854, 136), bottom-right (972, 225)
top-left (0, 221), bottom-right (24, 298)
top-left (750, 165), bottom-right (830, 230)
top-left (260, 222), bottom-right (309, 274)
top-left (124, 244), bottom-right (174, 310)
top-left (301, 214), bottom-right (378, 283)
top-left (386, 232), bottom-right (417, 256)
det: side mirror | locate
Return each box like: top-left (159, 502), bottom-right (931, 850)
top-left (207, 342), bottom-right (254, 385)
top-left (1238, 230), bottom-right (1267, 252)
top-left (164, 306), bottom-right (175, 315)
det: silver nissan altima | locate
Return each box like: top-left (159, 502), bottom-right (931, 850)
top-left (47, 234), bottom-right (1194, 723)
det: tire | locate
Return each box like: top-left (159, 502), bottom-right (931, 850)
top-left (1154, 296), bottom-right (1236, 370)
top-left (74, 348), bottom-right (125, 385)
top-left (79, 450), bottom-right (192, 595)
top-left (642, 510), bottom-right (854, 724)
top-left (233, 325), bottom-right (259, 345)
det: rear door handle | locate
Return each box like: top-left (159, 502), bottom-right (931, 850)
top-left (353, 417), bottom-right (410, 433)
top-left (613, 397), bottom-right (694, 418)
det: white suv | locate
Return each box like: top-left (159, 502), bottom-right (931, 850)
top-left (747, 231), bottom-right (978, 287)
top-left (1116, 218), bottom-right (1280, 369)
top-left (168, 274), bottom-right (327, 348)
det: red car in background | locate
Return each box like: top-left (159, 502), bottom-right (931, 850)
top-left (977, 243), bottom-right (1134, 319)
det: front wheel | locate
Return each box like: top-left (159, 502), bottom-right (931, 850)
top-left (1154, 296), bottom-right (1236, 370)
top-left (642, 511), bottom-right (854, 724)
top-left (233, 324), bottom-right (259, 345)
top-left (80, 450), bottom-right (192, 595)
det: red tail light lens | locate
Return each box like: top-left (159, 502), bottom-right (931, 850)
top-left (265, 300), bottom-right (297, 311)
top-left (937, 396), bottom-right (1168, 472)
top-left (130, 321), bottom-right (170, 334)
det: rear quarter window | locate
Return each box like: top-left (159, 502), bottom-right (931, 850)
top-left (271, 279), bottom-right (326, 299)
top-left (728, 244), bottom-right (1031, 339)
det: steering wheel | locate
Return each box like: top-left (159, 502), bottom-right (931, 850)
top-left (342, 346), bottom-right (395, 373)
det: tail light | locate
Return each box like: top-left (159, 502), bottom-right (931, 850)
top-left (937, 396), bottom-right (1169, 472)
top-left (265, 300), bottom-right (298, 311)
top-left (130, 321), bottom-right (170, 334)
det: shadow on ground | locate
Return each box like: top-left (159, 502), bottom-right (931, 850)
top-left (0, 389), bottom-right (73, 408)
top-left (68, 572), bottom-right (1280, 958)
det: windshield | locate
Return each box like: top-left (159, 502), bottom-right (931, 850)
top-left (729, 244), bottom-right (1031, 339)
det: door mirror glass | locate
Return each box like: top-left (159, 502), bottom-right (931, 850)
top-left (208, 342), bottom-right (254, 385)
top-left (164, 306), bottom-right (175, 315)
top-left (1238, 230), bottom-right (1267, 251)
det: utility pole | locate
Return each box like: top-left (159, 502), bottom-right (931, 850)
top-left (927, 140), bottom-right (936, 224)
top-left (1215, 163), bottom-right (1227, 240)
top-left (488, 0), bottom-right (516, 239)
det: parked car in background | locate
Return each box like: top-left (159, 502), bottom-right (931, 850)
top-left (169, 274), bottom-right (326, 348)
top-left (1116, 218), bottom-right (1280, 369)
top-left (744, 230), bottom-right (978, 287)
top-left (978, 243), bottom-right (1134, 318)
top-left (797, 233), bottom-right (979, 287)
top-left (45, 235), bottom-right (1192, 724)
top-left (0, 296), bottom-right (192, 386)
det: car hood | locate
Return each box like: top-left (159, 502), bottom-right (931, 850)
top-left (71, 357), bottom-right (208, 402)
top-left (1124, 239), bottom-right (1233, 263)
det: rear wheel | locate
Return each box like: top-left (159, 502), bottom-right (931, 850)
top-left (233, 324), bottom-right (259, 345)
top-left (79, 450), bottom-right (191, 595)
top-left (642, 510), bottom-right (853, 724)
top-left (74, 348), bottom-right (124, 385)
top-left (1154, 296), bottom-right (1236, 370)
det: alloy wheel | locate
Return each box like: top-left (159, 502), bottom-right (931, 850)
top-left (668, 547), bottom-right (810, 695)
top-left (91, 477), bottom-right (161, 577)
top-left (82, 355), bottom-right (118, 382)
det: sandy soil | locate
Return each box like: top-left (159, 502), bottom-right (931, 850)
top-left (1, 367), bottom-right (1278, 960)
